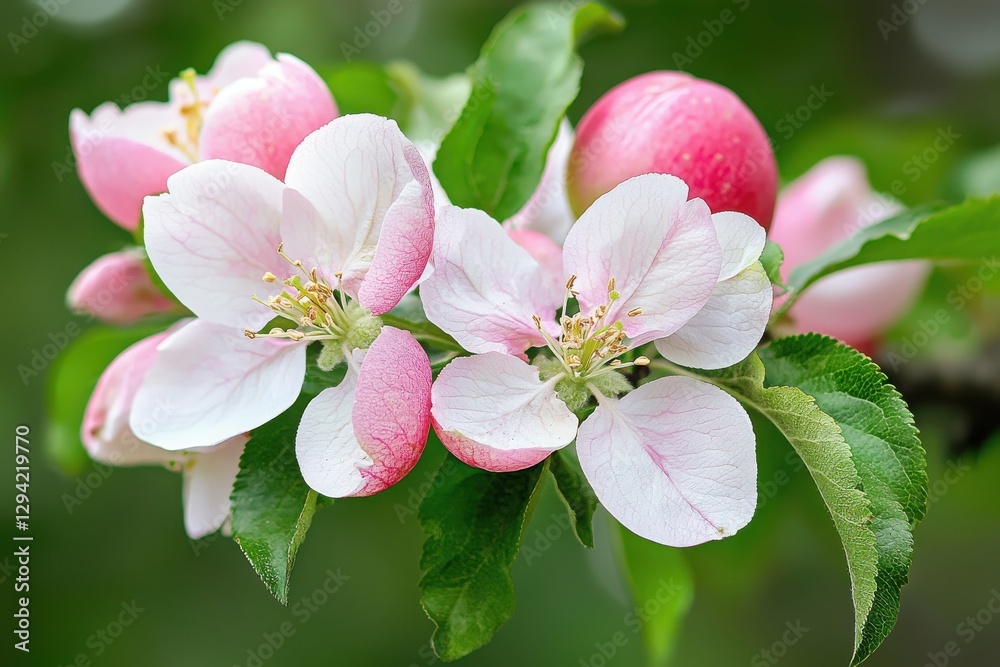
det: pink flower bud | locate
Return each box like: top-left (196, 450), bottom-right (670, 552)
top-left (67, 248), bottom-right (176, 324)
top-left (770, 157), bottom-right (930, 349)
top-left (567, 71), bottom-right (777, 229)
top-left (70, 41), bottom-right (337, 230)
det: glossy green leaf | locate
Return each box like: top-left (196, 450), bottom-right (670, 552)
top-left (230, 399), bottom-right (319, 605)
top-left (760, 239), bottom-right (786, 288)
top-left (788, 196), bottom-right (1000, 294)
top-left (759, 334), bottom-right (926, 665)
top-left (434, 2), bottom-right (623, 220)
top-left (549, 449), bottom-right (598, 548)
top-left (419, 455), bottom-right (547, 661)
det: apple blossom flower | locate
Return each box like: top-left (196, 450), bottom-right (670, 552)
top-left (66, 247), bottom-right (176, 324)
top-left (567, 71), bottom-right (778, 229)
top-left (769, 156), bottom-right (930, 351)
top-left (422, 173), bottom-right (771, 546)
top-left (82, 330), bottom-right (248, 539)
top-left (70, 41), bottom-right (337, 231)
top-left (130, 114), bottom-right (434, 498)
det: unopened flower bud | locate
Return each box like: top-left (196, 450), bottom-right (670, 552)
top-left (66, 248), bottom-right (175, 324)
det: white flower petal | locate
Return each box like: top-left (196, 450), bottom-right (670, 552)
top-left (422, 206), bottom-right (560, 355)
top-left (142, 160), bottom-right (285, 329)
top-left (712, 210), bottom-right (766, 281)
top-left (183, 435), bottom-right (247, 539)
top-left (562, 174), bottom-right (723, 345)
top-left (577, 376), bottom-right (757, 547)
top-left (654, 262), bottom-right (772, 370)
top-left (431, 353), bottom-right (577, 472)
top-left (130, 320), bottom-right (305, 450)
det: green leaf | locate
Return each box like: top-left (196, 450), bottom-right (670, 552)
top-left (46, 324), bottom-right (165, 474)
top-left (614, 522), bottom-right (694, 667)
top-left (383, 295), bottom-right (465, 353)
top-left (549, 449), bottom-right (598, 548)
top-left (696, 353), bottom-right (880, 664)
top-left (788, 196), bottom-right (1000, 294)
top-left (434, 2), bottom-right (623, 220)
top-left (301, 344), bottom-right (348, 395)
top-left (230, 399), bottom-right (319, 605)
top-left (758, 334), bottom-right (926, 665)
top-left (386, 62), bottom-right (471, 145)
top-left (760, 239), bottom-right (786, 288)
top-left (419, 454), bottom-right (547, 661)
top-left (320, 62), bottom-right (411, 124)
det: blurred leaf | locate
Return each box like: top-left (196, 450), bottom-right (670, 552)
top-left (759, 335), bottom-right (926, 665)
top-left (387, 62), bottom-right (471, 145)
top-left (301, 344), bottom-right (348, 396)
top-left (46, 324), bottom-right (165, 475)
top-left (614, 523), bottom-right (694, 666)
top-left (788, 197), bottom-right (1000, 294)
top-left (320, 62), bottom-right (411, 125)
top-left (549, 449), bottom-right (598, 548)
top-left (695, 350), bottom-right (879, 665)
top-left (760, 239), bottom-right (786, 288)
top-left (230, 399), bottom-right (319, 605)
top-left (419, 455), bottom-right (547, 660)
top-left (434, 1), bottom-right (623, 220)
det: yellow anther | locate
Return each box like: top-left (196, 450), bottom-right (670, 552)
top-left (566, 275), bottom-right (577, 291)
top-left (287, 330), bottom-right (305, 341)
top-left (532, 315), bottom-right (542, 329)
top-left (627, 307), bottom-right (643, 317)
top-left (262, 272), bottom-right (277, 283)
top-left (634, 356), bottom-right (650, 366)
top-left (607, 277), bottom-right (616, 292)
top-left (243, 329), bottom-right (256, 339)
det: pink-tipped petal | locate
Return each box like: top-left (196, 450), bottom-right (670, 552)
top-left (421, 206), bottom-right (561, 356)
top-left (66, 248), bottom-right (175, 325)
top-left (430, 353), bottom-right (577, 473)
top-left (577, 376), bottom-right (757, 547)
top-left (357, 152), bottom-right (436, 314)
top-left (200, 54), bottom-right (337, 180)
top-left (130, 320), bottom-right (306, 450)
top-left (204, 41), bottom-right (274, 88)
top-left (297, 328), bottom-right (432, 497)
top-left (142, 160), bottom-right (285, 329)
top-left (82, 332), bottom-right (178, 467)
top-left (183, 435), bottom-right (248, 539)
top-left (282, 115), bottom-right (431, 293)
top-left (562, 174), bottom-right (723, 345)
top-left (71, 107), bottom-right (187, 231)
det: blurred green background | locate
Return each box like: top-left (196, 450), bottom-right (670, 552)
top-left (3, 0), bottom-right (1000, 665)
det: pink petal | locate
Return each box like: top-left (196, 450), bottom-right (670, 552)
top-left (82, 332), bottom-right (177, 467)
top-left (421, 206), bottom-right (560, 356)
top-left (204, 41), bottom-right (274, 88)
top-left (297, 328), bottom-right (432, 497)
top-left (789, 262), bottom-right (930, 347)
top-left (282, 115), bottom-right (432, 296)
top-left (66, 248), bottom-right (175, 325)
top-left (200, 54), bottom-right (337, 180)
top-left (577, 376), bottom-right (757, 547)
top-left (130, 320), bottom-right (306, 450)
top-left (183, 435), bottom-right (248, 539)
top-left (562, 174), bottom-right (723, 345)
top-left (71, 107), bottom-right (187, 231)
top-left (431, 353), bottom-right (577, 473)
top-left (142, 160), bottom-right (285, 329)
